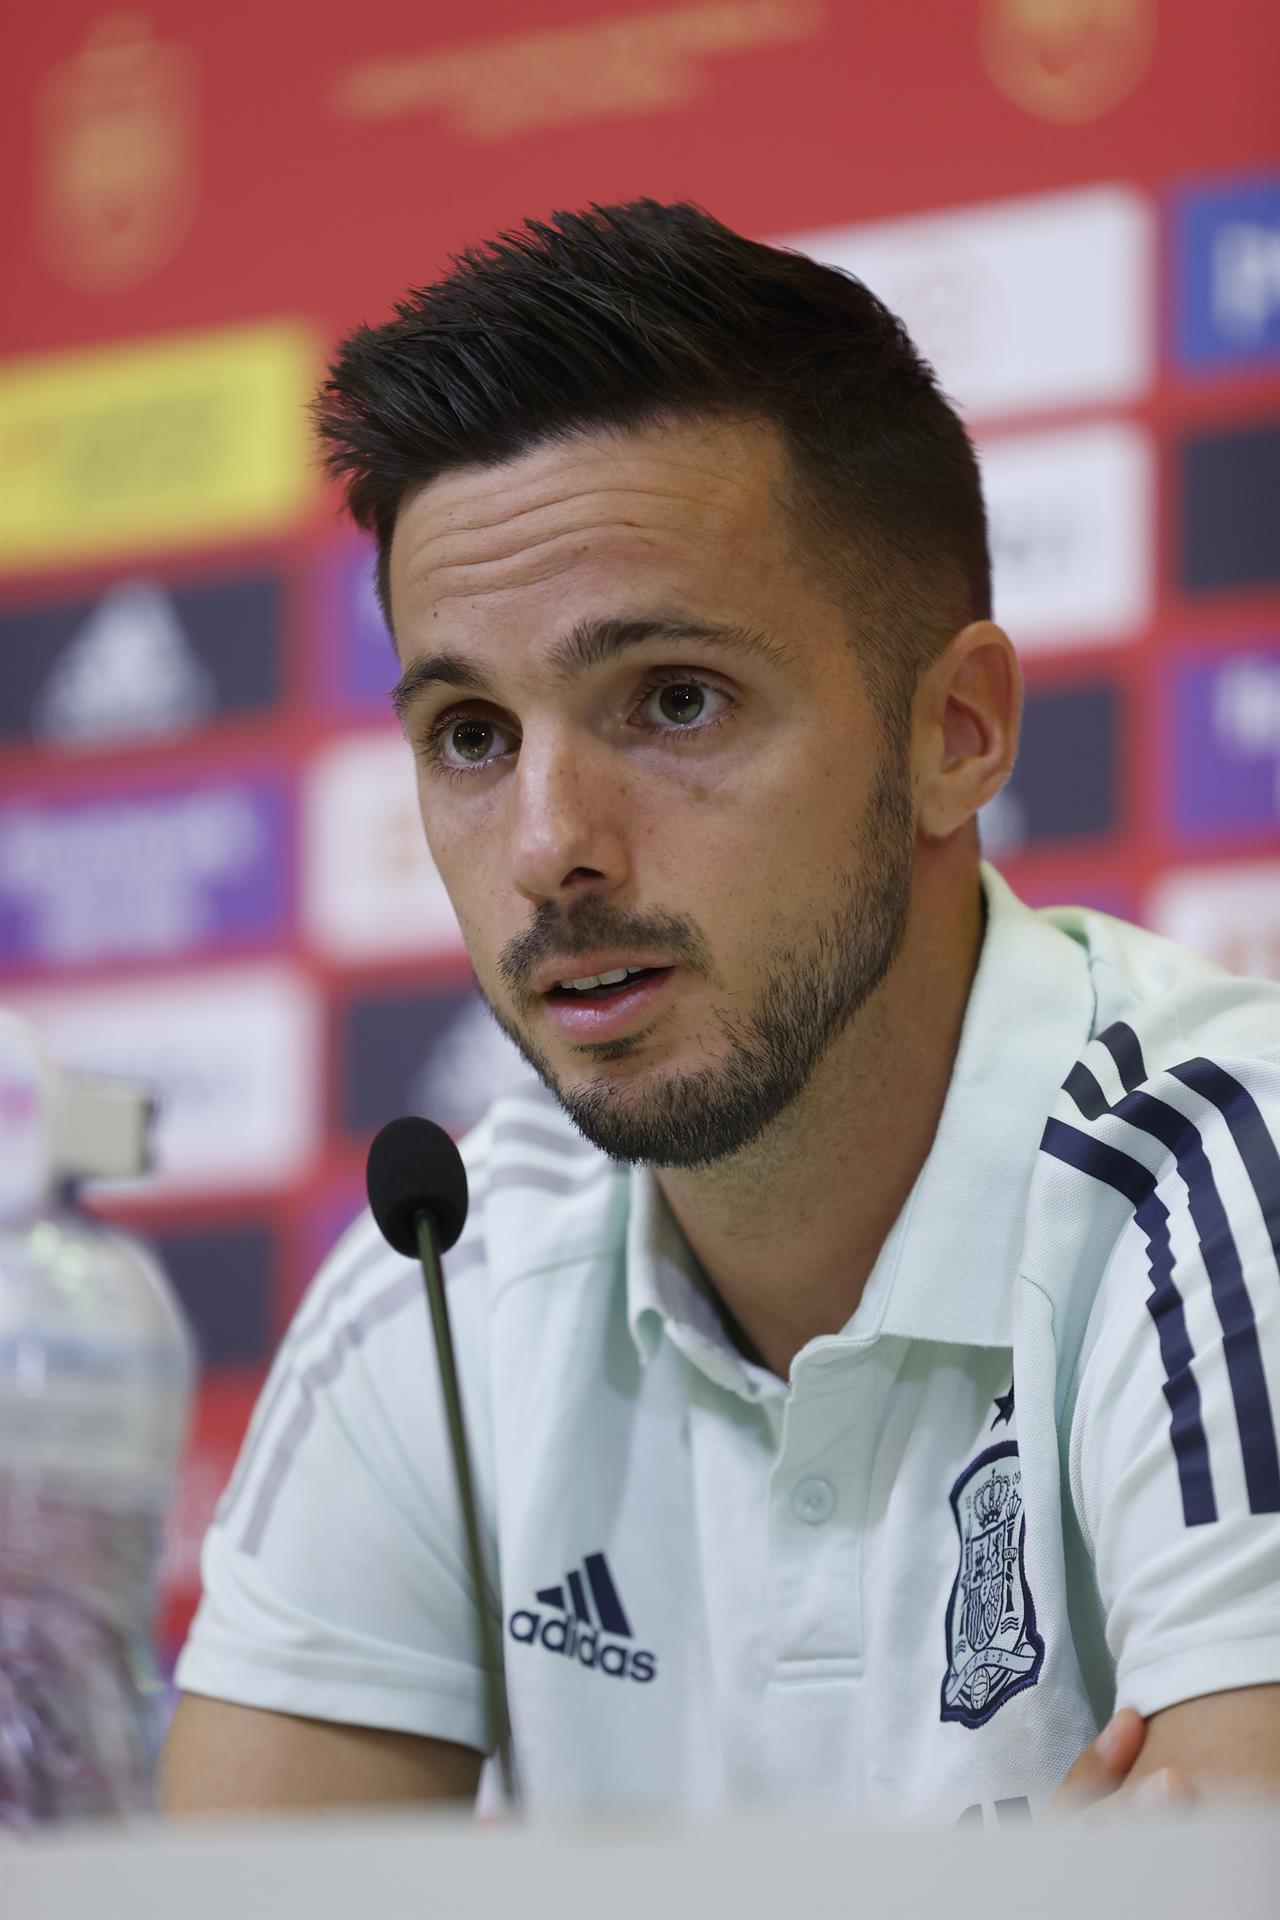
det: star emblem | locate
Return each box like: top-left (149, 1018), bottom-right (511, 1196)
top-left (991, 1382), bottom-right (1016, 1429)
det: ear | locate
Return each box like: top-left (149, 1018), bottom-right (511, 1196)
top-left (913, 621), bottom-right (1021, 842)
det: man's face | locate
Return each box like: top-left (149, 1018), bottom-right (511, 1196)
top-left (388, 416), bottom-right (916, 1168)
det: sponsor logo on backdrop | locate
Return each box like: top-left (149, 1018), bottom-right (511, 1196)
top-left (1172, 647), bottom-right (1280, 838)
top-left (1173, 172), bottom-right (1280, 373)
top-left (7, 965), bottom-right (321, 1199)
top-left (0, 324), bottom-right (315, 573)
top-left (1180, 422), bottom-right (1280, 596)
top-left (34, 581), bottom-right (215, 744)
top-left (1147, 862), bottom-right (1280, 982)
top-left (0, 574), bottom-right (283, 750)
top-left (981, 681), bottom-right (1119, 853)
top-left (983, 425), bottom-right (1152, 650)
top-left (0, 775), bottom-right (290, 972)
top-left (332, 1), bottom-right (823, 139)
top-left (36, 16), bottom-right (199, 294)
top-left (980, 0), bottom-right (1154, 125)
top-left (303, 732), bottom-right (466, 962)
top-left (780, 185), bottom-right (1151, 420)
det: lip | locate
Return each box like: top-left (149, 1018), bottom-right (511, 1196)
top-left (540, 967), bottom-right (676, 1045)
top-left (533, 954), bottom-right (673, 998)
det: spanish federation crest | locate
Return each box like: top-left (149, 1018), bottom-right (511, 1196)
top-left (941, 1441), bottom-right (1044, 1728)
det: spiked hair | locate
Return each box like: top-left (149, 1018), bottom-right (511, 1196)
top-left (313, 199), bottom-right (990, 712)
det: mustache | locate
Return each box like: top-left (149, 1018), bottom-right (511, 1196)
top-left (498, 897), bottom-right (711, 998)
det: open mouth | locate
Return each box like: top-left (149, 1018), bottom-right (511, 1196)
top-left (545, 966), bottom-right (671, 1003)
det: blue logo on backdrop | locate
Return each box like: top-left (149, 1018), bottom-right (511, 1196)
top-left (941, 1442), bottom-right (1043, 1729)
top-left (0, 774), bottom-right (292, 972)
top-left (1173, 173), bottom-right (1280, 373)
top-left (1172, 644), bottom-right (1280, 840)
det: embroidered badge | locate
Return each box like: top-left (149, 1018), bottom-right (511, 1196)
top-left (941, 1440), bottom-right (1044, 1728)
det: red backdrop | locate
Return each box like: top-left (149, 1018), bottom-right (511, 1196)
top-left (2, 1), bottom-right (1277, 1662)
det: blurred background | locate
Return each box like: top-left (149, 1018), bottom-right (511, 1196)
top-left (1, 0), bottom-right (1277, 1678)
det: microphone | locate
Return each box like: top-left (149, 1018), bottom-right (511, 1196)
top-left (366, 1116), bottom-right (517, 1807)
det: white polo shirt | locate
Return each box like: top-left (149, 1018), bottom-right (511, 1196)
top-left (176, 867), bottom-right (1280, 1822)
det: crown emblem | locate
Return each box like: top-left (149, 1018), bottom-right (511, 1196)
top-left (974, 1470), bottom-right (1014, 1530)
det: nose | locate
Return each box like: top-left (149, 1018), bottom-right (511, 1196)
top-left (508, 727), bottom-right (630, 905)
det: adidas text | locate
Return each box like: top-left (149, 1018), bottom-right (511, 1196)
top-left (508, 1610), bottom-right (657, 1683)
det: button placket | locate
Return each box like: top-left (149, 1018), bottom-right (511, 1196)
top-left (767, 1355), bottom-right (872, 1668)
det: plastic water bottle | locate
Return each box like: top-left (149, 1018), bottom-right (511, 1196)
top-left (0, 1012), bottom-right (195, 1827)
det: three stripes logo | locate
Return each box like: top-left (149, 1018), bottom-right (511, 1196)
top-left (508, 1551), bottom-right (657, 1683)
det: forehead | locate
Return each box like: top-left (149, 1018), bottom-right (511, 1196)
top-left (387, 416), bottom-right (811, 637)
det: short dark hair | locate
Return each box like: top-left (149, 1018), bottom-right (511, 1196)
top-left (313, 199), bottom-right (990, 712)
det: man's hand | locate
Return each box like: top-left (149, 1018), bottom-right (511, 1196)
top-left (1052, 1707), bottom-right (1194, 1819)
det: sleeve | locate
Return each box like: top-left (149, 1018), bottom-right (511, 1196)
top-left (172, 1208), bottom-right (498, 1754)
top-left (1068, 1058), bottom-right (1280, 1719)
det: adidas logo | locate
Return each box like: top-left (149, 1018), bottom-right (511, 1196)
top-left (36, 581), bottom-right (214, 747)
top-left (508, 1551), bottom-right (656, 1684)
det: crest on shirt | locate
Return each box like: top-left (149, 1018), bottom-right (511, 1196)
top-left (941, 1441), bottom-right (1044, 1728)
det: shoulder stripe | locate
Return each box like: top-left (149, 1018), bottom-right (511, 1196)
top-left (1170, 1058), bottom-right (1280, 1278)
top-left (1099, 1020), bottom-right (1147, 1093)
top-left (238, 1269), bottom-right (423, 1556)
top-left (1109, 1083), bottom-right (1279, 1517)
top-left (1040, 1116), bottom-right (1216, 1524)
top-left (215, 1234), bottom-right (388, 1527)
top-left (1063, 1061), bottom-right (1110, 1124)
top-left (1058, 1019), bottom-right (1280, 1519)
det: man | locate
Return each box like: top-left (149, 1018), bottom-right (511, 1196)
top-left (163, 202), bottom-right (1279, 1821)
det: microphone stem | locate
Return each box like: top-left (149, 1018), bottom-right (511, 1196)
top-left (415, 1210), bottom-right (518, 1809)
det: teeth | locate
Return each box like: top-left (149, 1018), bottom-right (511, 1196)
top-left (558, 966), bottom-right (640, 992)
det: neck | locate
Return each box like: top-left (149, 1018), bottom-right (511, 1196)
top-left (654, 857), bottom-right (985, 1379)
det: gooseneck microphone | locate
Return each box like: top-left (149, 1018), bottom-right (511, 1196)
top-left (366, 1115), bottom-right (518, 1807)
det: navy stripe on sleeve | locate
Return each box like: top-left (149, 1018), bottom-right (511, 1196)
top-left (1040, 1117), bottom-right (1217, 1524)
top-left (1114, 1084), bottom-right (1280, 1516)
top-left (1057, 1023), bottom-right (1280, 1519)
top-left (1170, 1057), bottom-right (1280, 1281)
top-left (1099, 1020), bottom-right (1148, 1094)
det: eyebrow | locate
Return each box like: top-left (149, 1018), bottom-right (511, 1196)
top-left (388, 614), bottom-right (796, 721)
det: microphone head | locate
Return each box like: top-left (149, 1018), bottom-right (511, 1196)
top-left (366, 1115), bottom-right (469, 1257)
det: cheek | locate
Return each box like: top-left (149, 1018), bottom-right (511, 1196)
top-left (418, 805), bottom-right (495, 939)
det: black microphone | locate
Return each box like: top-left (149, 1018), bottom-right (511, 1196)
top-left (366, 1116), bottom-right (517, 1807)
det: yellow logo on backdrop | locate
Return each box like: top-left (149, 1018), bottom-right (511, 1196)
top-left (981, 0), bottom-right (1155, 124)
top-left (332, 0), bottom-right (825, 140)
top-left (37, 13), bottom-right (200, 294)
top-left (0, 324), bottom-right (316, 575)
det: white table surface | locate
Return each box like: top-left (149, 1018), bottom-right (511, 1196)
top-left (5, 1804), bottom-right (1277, 1920)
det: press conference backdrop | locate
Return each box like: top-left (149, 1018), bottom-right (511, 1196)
top-left (1, 2), bottom-right (1277, 1672)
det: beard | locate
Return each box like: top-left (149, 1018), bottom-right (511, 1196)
top-left (477, 739), bottom-right (915, 1170)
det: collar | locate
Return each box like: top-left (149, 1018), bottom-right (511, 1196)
top-left (625, 864), bottom-right (1097, 1380)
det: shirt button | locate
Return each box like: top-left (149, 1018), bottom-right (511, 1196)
top-left (791, 1475), bottom-right (837, 1525)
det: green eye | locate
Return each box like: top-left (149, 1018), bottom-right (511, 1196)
top-left (656, 683), bottom-right (706, 723)
top-left (450, 720), bottom-right (497, 761)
